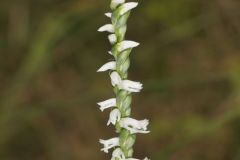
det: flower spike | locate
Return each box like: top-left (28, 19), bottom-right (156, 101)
top-left (97, 1), bottom-right (149, 159)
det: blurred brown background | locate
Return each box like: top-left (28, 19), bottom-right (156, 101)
top-left (0, 0), bottom-right (240, 159)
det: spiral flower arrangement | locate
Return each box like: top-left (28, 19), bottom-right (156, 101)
top-left (97, 0), bottom-right (149, 160)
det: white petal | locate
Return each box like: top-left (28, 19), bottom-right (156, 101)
top-left (108, 51), bottom-right (113, 55)
top-left (97, 98), bottom-right (116, 111)
top-left (117, 40), bottom-right (140, 52)
top-left (98, 24), bottom-right (114, 33)
top-left (99, 137), bottom-right (120, 153)
top-left (97, 61), bottom-right (116, 72)
top-left (108, 34), bottom-right (117, 44)
top-left (121, 80), bottom-right (143, 92)
top-left (119, 2), bottom-right (138, 16)
top-left (107, 109), bottom-right (121, 126)
top-left (110, 71), bottom-right (122, 86)
top-left (105, 12), bottom-right (112, 18)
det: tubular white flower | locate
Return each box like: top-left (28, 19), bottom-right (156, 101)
top-left (110, 72), bottom-right (143, 92)
top-left (99, 137), bottom-right (120, 153)
top-left (97, 98), bottom-right (116, 111)
top-left (119, 117), bottom-right (150, 134)
top-left (111, 148), bottom-right (125, 160)
top-left (97, 61), bottom-right (116, 72)
top-left (105, 12), bottom-right (112, 18)
top-left (107, 108), bottom-right (121, 126)
top-left (110, 71), bottom-right (122, 86)
top-left (121, 80), bottom-right (143, 92)
top-left (119, 2), bottom-right (138, 16)
top-left (117, 40), bottom-right (140, 52)
top-left (98, 24), bottom-right (114, 33)
top-left (108, 34), bottom-right (117, 44)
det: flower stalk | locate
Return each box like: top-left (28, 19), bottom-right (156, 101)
top-left (97, 1), bottom-right (149, 159)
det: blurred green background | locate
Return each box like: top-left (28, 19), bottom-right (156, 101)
top-left (0, 0), bottom-right (240, 159)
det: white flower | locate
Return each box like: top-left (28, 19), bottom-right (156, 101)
top-left (111, 148), bottom-right (125, 160)
top-left (108, 34), bottom-right (117, 44)
top-left (105, 12), bottom-right (112, 18)
top-left (110, 71), bottom-right (122, 86)
top-left (99, 137), bottom-right (120, 153)
top-left (97, 61), bottom-right (116, 72)
top-left (117, 40), bottom-right (139, 52)
top-left (120, 117), bottom-right (150, 134)
top-left (108, 51), bottom-right (113, 55)
top-left (107, 108), bottom-right (121, 126)
top-left (110, 72), bottom-right (143, 92)
top-left (98, 24), bottom-right (114, 33)
top-left (119, 2), bottom-right (138, 16)
top-left (121, 80), bottom-right (143, 92)
top-left (97, 98), bottom-right (116, 111)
